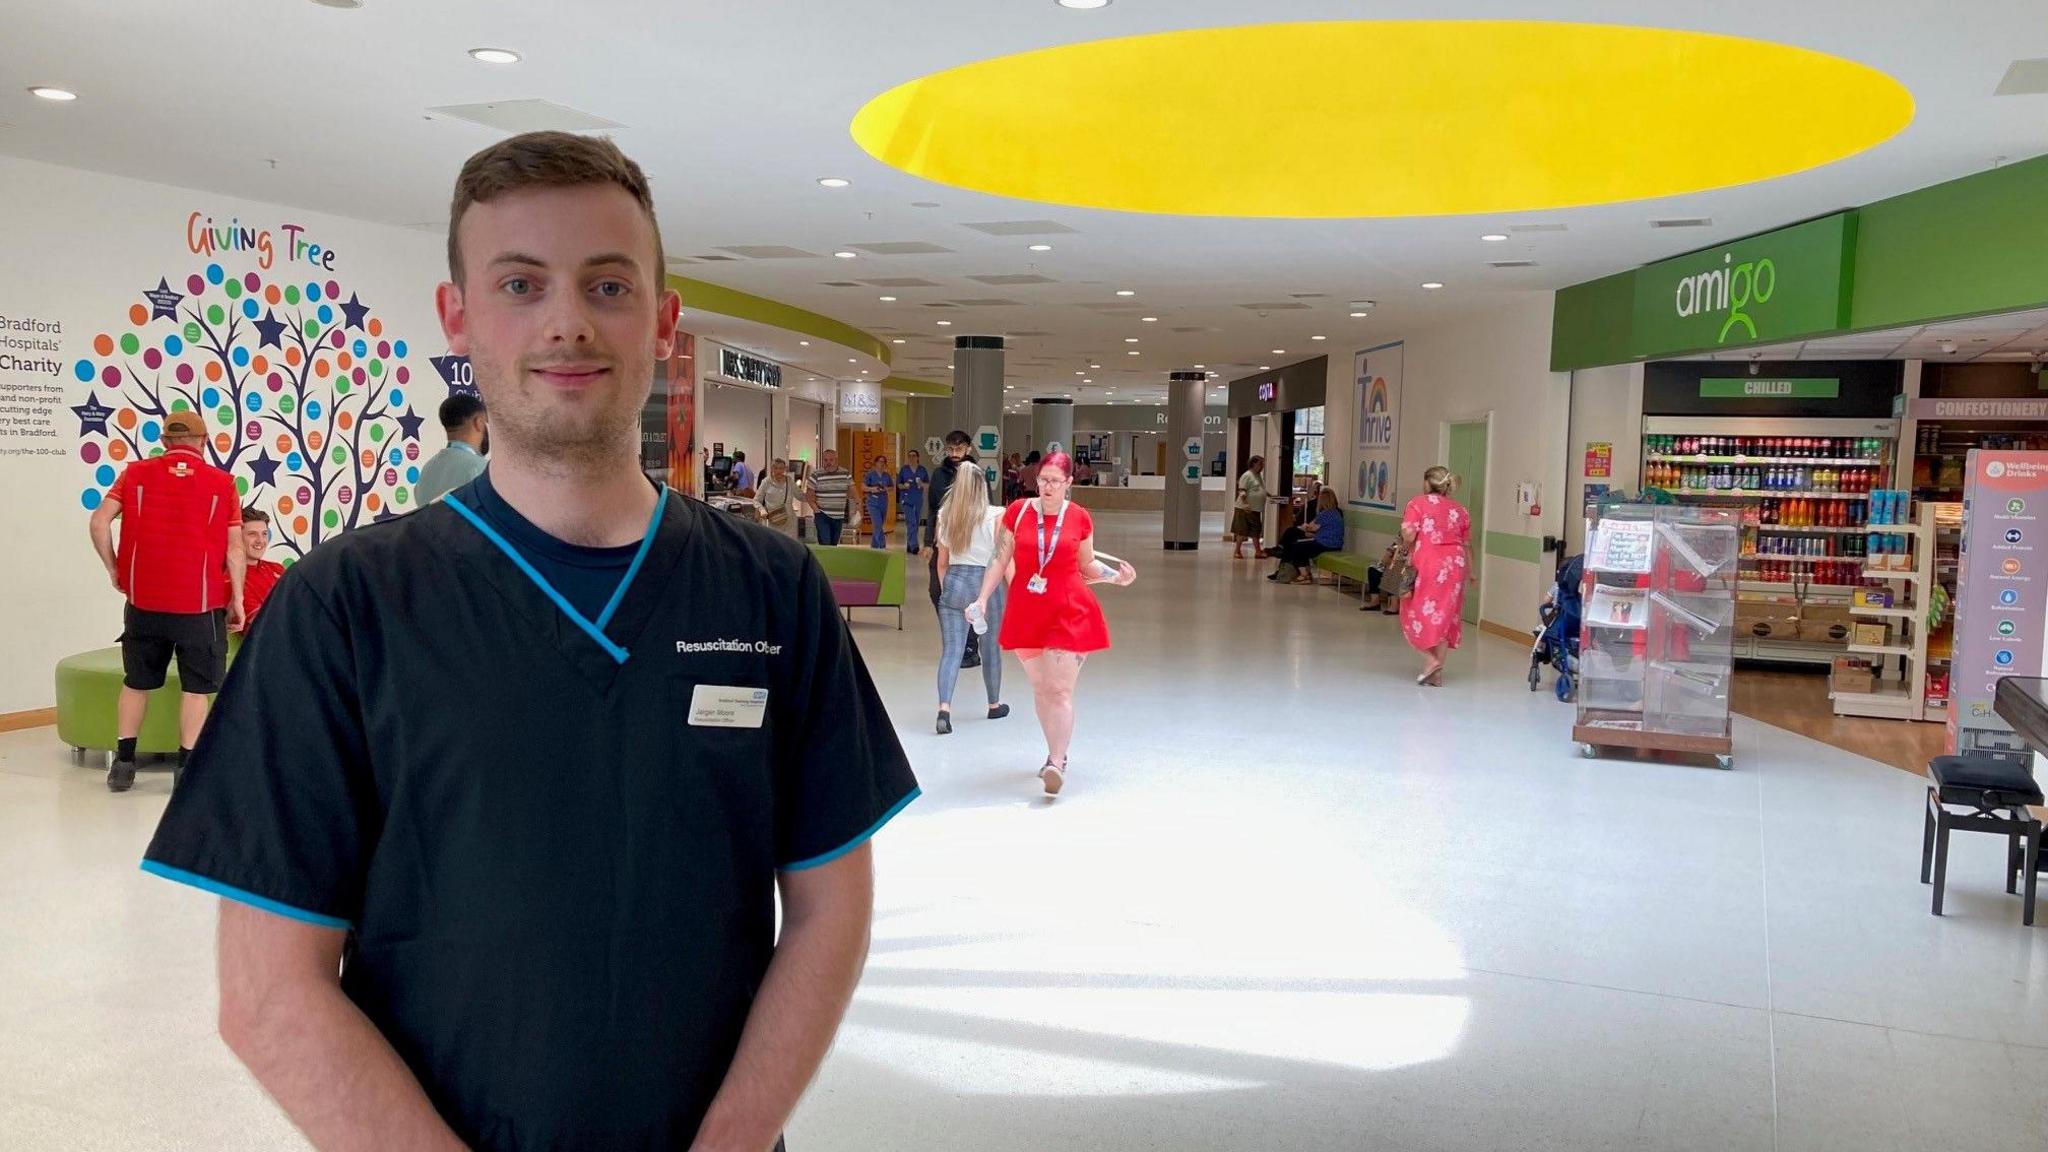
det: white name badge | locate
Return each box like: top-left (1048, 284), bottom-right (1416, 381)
top-left (689, 685), bottom-right (769, 729)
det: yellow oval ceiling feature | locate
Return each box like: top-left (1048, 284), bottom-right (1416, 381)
top-left (850, 21), bottom-right (1914, 218)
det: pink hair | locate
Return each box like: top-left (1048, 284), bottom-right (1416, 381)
top-left (1039, 451), bottom-right (1075, 479)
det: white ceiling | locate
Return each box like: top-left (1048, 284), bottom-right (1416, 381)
top-left (5, 0), bottom-right (2048, 408)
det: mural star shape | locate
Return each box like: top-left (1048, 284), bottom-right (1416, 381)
top-left (254, 308), bottom-right (288, 349)
top-left (247, 449), bottom-right (282, 489)
top-left (396, 408), bottom-right (425, 441)
top-left (340, 292), bottom-right (371, 330)
top-left (143, 277), bottom-right (184, 322)
top-left (71, 393), bottom-right (114, 437)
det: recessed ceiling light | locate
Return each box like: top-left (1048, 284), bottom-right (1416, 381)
top-left (1194, 364), bottom-right (1205, 369)
top-left (937, 320), bottom-right (953, 326)
top-left (834, 251), bottom-right (858, 259)
top-left (1090, 363), bottom-right (1101, 368)
top-left (878, 295), bottom-right (897, 302)
top-left (29, 86), bottom-right (76, 101)
top-left (309, 0), bottom-right (363, 7)
top-left (1480, 234), bottom-right (1509, 242)
top-left (1259, 365), bottom-right (1272, 371)
top-left (817, 177), bottom-right (851, 188)
top-left (1076, 371), bottom-right (1086, 375)
top-left (1028, 243), bottom-right (1053, 252)
top-left (1141, 316), bottom-right (1158, 322)
top-left (1421, 282), bottom-right (1444, 290)
top-left (893, 339), bottom-right (906, 344)
top-left (1350, 311), bottom-right (1370, 318)
top-left (1311, 335), bottom-right (1327, 341)
top-left (1125, 338), bottom-right (1139, 343)
top-left (1116, 289), bottom-right (1136, 297)
top-left (848, 358), bottom-right (857, 363)
top-left (1083, 378), bottom-right (1093, 383)
top-left (1058, 0), bottom-right (1113, 9)
top-left (1271, 349), bottom-right (1286, 355)
top-left (468, 48), bottom-right (522, 65)
top-left (1127, 350), bottom-right (1141, 356)
top-left (799, 340), bottom-right (810, 346)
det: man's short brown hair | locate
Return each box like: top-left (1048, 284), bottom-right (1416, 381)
top-left (446, 131), bottom-right (664, 283)
top-left (241, 507), bottom-right (271, 526)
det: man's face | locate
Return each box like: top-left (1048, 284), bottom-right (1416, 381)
top-left (822, 450), bottom-right (838, 470)
top-left (436, 184), bottom-right (679, 469)
top-left (241, 519), bottom-right (270, 560)
top-left (947, 442), bottom-right (968, 461)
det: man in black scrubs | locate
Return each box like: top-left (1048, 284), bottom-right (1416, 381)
top-left (143, 131), bottom-right (917, 1152)
top-left (925, 429), bottom-right (978, 667)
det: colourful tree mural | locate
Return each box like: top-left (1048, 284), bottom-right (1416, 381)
top-left (72, 264), bottom-right (431, 561)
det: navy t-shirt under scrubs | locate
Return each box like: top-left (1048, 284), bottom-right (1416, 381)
top-left (143, 470), bottom-right (918, 1151)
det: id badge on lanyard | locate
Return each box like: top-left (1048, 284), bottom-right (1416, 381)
top-left (1028, 500), bottom-right (1068, 595)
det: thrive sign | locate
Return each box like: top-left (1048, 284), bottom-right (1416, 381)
top-left (1630, 213), bottom-right (1856, 359)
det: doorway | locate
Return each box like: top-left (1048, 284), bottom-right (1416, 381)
top-left (1447, 418), bottom-right (1489, 627)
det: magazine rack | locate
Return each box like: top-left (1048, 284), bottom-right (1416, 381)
top-left (1573, 503), bottom-right (1739, 769)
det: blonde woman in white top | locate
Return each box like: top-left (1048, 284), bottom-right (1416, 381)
top-left (753, 458), bottom-right (799, 537)
top-left (933, 466), bottom-right (1010, 734)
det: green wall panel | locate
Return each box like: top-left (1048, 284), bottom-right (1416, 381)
top-left (1848, 153), bottom-right (2048, 332)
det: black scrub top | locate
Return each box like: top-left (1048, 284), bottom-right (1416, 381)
top-left (142, 486), bottom-right (919, 1151)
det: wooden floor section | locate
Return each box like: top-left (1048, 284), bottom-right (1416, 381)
top-left (1730, 667), bottom-right (1944, 777)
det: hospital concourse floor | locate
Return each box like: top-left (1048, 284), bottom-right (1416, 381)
top-left (3, 509), bottom-right (2045, 1151)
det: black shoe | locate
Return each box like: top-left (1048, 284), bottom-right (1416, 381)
top-left (107, 757), bottom-right (136, 793)
top-left (988, 704), bottom-right (1011, 720)
top-left (961, 651), bottom-right (981, 669)
top-left (936, 711), bottom-right (953, 735)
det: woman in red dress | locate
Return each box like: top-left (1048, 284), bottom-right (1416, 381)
top-left (971, 452), bottom-right (1137, 796)
top-left (1400, 465), bottom-right (1472, 686)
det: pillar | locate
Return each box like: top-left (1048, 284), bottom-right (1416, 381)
top-left (952, 335), bottom-right (1005, 496)
top-left (1030, 397), bottom-right (1074, 460)
top-left (1164, 370), bottom-right (1206, 550)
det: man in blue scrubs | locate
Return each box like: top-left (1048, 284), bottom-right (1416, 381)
top-left (143, 131), bottom-right (917, 1152)
top-left (897, 449), bottom-right (929, 556)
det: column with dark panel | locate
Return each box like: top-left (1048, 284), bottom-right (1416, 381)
top-left (952, 335), bottom-right (1005, 495)
top-left (1030, 397), bottom-right (1074, 460)
top-left (1164, 370), bottom-right (1206, 550)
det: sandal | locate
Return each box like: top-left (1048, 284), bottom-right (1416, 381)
top-left (1039, 757), bottom-right (1066, 796)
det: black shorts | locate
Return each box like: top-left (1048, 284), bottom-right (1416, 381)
top-left (120, 605), bottom-right (228, 695)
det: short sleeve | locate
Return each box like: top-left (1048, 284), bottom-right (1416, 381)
top-left (141, 568), bottom-right (378, 928)
top-left (109, 462), bottom-right (138, 507)
top-left (772, 553), bottom-right (919, 871)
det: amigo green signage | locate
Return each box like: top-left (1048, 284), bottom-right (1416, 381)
top-left (1628, 213), bottom-right (1858, 359)
top-left (1698, 377), bottom-right (1840, 399)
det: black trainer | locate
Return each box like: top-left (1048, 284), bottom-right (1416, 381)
top-left (107, 757), bottom-right (137, 793)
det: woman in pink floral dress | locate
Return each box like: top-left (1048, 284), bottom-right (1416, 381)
top-left (1400, 466), bottom-right (1471, 686)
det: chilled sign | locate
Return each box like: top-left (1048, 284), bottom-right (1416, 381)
top-left (719, 348), bottom-right (782, 389)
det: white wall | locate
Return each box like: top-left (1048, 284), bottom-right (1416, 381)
top-left (1322, 293), bottom-right (1569, 632)
top-left (1565, 363), bottom-right (1646, 553)
top-left (0, 154), bottom-right (453, 714)
top-left (701, 383), bottom-right (771, 465)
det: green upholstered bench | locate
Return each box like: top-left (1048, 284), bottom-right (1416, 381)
top-left (1312, 551), bottom-right (1374, 603)
top-left (807, 545), bottom-right (907, 629)
top-left (53, 636), bottom-right (242, 763)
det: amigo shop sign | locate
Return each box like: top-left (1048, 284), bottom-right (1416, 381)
top-left (1629, 213), bottom-right (1856, 359)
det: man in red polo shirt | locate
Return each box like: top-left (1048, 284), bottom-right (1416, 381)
top-left (237, 507), bottom-right (287, 629)
top-left (87, 411), bottom-right (245, 792)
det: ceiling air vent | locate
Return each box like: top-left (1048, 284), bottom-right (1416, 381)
top-left (426, 100), bottom-right (621, 133)
top-left (1995, 59), bottom-right (2048, 96)
top-left (850, 241), bottom-right (954, 256)
top-left (717, 245), bottom-right (821, 259)
top-left (1488, 260), bottom-right (1539, 269)
top-left (1650, 218), bottom-right (1714, 229)
top-left (1509, 223), bottom-right (1567, 234)
top-left (690, 254), bottom-right (738, 262)
top-left (959, 221), bottom-right (1077, 236)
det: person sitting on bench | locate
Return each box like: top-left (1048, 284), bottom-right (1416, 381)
top-left (1269, 490), bottom-right (1344, 584)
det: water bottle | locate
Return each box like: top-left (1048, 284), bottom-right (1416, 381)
top-left (964, 601), bottom-right (988, 635)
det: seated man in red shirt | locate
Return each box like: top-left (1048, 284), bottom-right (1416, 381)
top-left (238, 508), bottom-right (287, 630)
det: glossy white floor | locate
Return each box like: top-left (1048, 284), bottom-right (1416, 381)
top-left (2, 510), bottom-right (2044, 1150)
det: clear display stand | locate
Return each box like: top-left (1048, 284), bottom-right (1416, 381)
top-left (1573, 503), bottom-right (1740, 769)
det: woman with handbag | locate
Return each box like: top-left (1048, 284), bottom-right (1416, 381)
top-left (1400, 465), bottom-right (1472, 686)
top-left (753, 457), bottom-right (799, 537)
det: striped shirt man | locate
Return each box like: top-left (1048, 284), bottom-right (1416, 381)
top-left (806, 458), bottom-right (854, 519)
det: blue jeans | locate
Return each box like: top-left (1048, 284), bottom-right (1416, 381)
top-left (814, 512), bottom-right (844, 545)
top-left (902, 498), bottom-right (923, 554)
top-left (866, 498), bottom-right (889, 549)
top-left (938, 565), bottom-right (1003, 707)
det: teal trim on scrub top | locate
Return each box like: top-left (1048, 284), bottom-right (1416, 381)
top-left (140, 859), bottom-right (353, 930)
top-left (442, 488), bottom-right (669, 666)
top-left (779, 787), bottom-right (923, 872)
